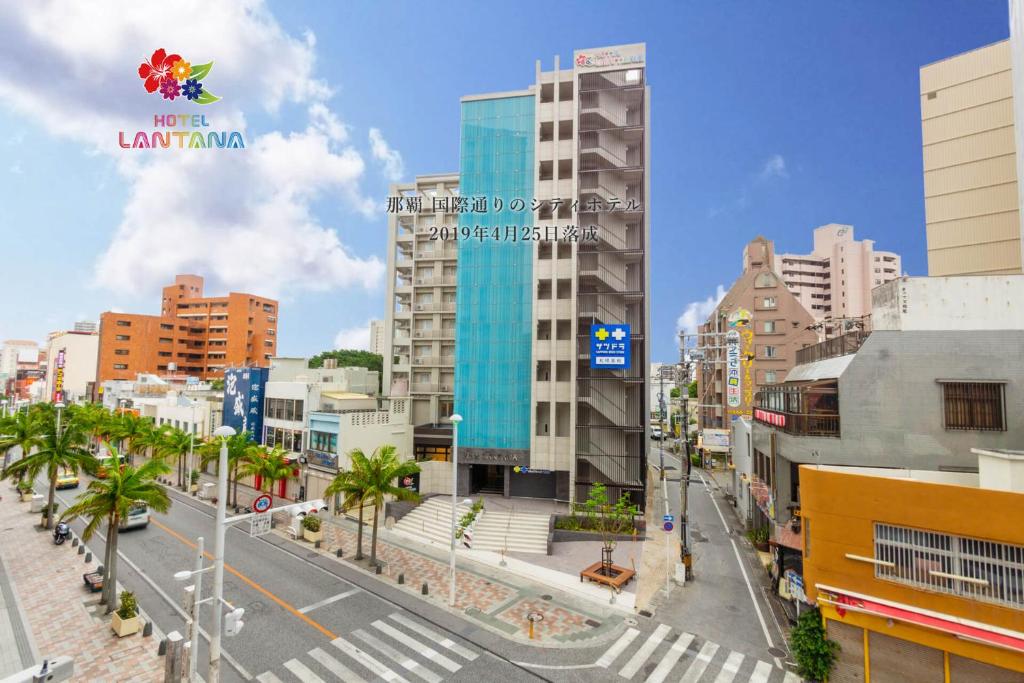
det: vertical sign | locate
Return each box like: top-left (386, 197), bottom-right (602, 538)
top-left (52, 348), bottom-right (66, 403)
top-left (590, 324), bottom-right (631, 369)
top-left (726, 331), bottom-right (741, 408)
top-left (222, 367), bottom-right (269, 442)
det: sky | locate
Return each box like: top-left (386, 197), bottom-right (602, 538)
top-left (0, 0), bottom-right (1012, 363)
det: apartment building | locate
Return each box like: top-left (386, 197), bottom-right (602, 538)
top-left (98, 274), bottom-right (278, 382)
top-left (383, 44), bottom-right (650, 505)
top-left (43, 329), bottom-right (99, 403)
top-left (774, 224), bottom-right (901, 323)
top-left (368, 319), bottom-right (386, 355)
top-left (802, 458), bottom-right (1024, 681)
top-left (383, 173), bottom-right (460, 462)
top-left (696, 236), bottom-right (818, 432)
top-left (920, 40), bottom-right (1024, 276)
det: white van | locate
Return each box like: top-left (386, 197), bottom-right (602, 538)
top-left (120, 502), bottom-right (149, 530)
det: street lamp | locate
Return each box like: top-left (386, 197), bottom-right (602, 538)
top-left (174, 536), bottom-right (211, 682)
top-left (209, 424), bottom-right (236, 683)
top-left (187, 399), bottom-right (199, 492)
top-left (54, 401), bottom-right (66, 439)
top-left (448, 413), bottom-right (462, 607)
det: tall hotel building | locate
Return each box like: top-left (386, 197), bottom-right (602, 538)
top-left (385, 44), bottom-right (650, 505)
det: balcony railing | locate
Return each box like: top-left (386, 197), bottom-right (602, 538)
top-left (796, 329), bottom-right (871, 365)
top-left (753, 408), bottom-right (840, 437)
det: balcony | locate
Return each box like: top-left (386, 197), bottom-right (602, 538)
top-left (795, 329), bottom-right (871, 365)
top-left (412, 302), bottom-right (456, 313)
top-left (413, 329), bottom-right (455, 340)
top-left (412, 356), bottom-right (455, 367)
top-left (755, 383), bottom-right (840, 437)
top-left (410, 383), bottom-right (453, 394)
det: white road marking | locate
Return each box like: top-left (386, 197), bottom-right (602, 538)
top-left (298, 587), bottom-right (361, 613)
top-left (783, 672), bottom-right (803, 683)
top-left (331, 637), bottom-right (409, 683)
top-left (644, 632), bottom-right (694, 683)
top-left (353, 628), bottom-right (442, 683)
top-left (309, 646), bottom-right (367, 683)
top-left (255, 673), bottom-right (284, 683)
top-left (388, 612), bottom-right (478, 660)
top-left (619, 623), bottom-right (672, 678)
top-left (699, 473), bottom-right (781, 667)
top-left (749, 660), bottom-right (774, 683)
top-left (283, 658), bottom-right (325, 683)
top-left (712, 651), bottom-right (745, 683)
top-left (596, 627), bottom-right (640, 668)
top-left (372, 620), bottom-right (461, 672)
top-left (679, 641), bottom-right (719, 683)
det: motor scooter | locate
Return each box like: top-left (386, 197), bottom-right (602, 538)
top-left (53, 521), bottom-right (71, 545)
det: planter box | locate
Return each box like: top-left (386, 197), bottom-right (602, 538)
top-left (303, 528), bottom-right (323, 543)
top-left (19, 492), bottom-right (33, 502)
top-left (111, 613), bottom-right (140, 637)
top-left (189, 483), bottom-right (199, 492)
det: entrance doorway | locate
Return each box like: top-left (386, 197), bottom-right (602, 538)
top-left (470, 465), bottom-right (504, 495)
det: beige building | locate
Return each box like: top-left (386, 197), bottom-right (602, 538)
top-left (368, 319), bottom-right (386, 355)
top-left (920, 39), bottom-right (1023, 276)
top-left (696, 236), bottom-right (818, 431)
top-left (775, 224), bottom-right (900, 324)
top-left (44, 329), bottom-right (99, 404)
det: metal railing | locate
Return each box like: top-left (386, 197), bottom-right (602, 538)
top-left (796, 329), bottom-right (871, 365)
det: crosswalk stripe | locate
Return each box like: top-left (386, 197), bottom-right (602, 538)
top-left (372, 620), bottom-right (461, 673)
top-left (309, 646), bottom-right (367, 683)
top-left (597, 627), bottom-right (641, 668)
top-left (353, 628), bottom-right (443, 683)
top-left (749, 660), bottom-right (774, 683)
top-left (782, 671), bottom-right (803, 683)
top-left (619, 624), bottom-right (672, 678)
top-left (283, 658), bottom-right (325, 683)
top-left (388, 612), bottom-right (478, 661)
top-left (679, 641), bottom-right (719, 683)
top-left (712, 651), bottom-right (745, 683)
top-left (331, 637), bottom-right (410, 683)
top-left (256, 673), bottom-right (285, 683)
top-left (644, 632), bottom-right (695, 683)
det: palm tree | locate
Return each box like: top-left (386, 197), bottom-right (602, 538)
top-left (5, 416), bottom-right (95, 528)
top-left (109, 413), bottom-right (153, 465)
top-left (61, 449), bottom-right (171, 613)
top-left (0, 410), bottom-right (45, 479)
top-left (200, 431), bottom-right (257, 507)
top-left (239, 447), bottom-right (296, 507)
top-left (363, 445), bottom-right (420, 567)
top-left (325, 450), bottom-right (371, 560)
top-left (156, 426), bottom-right (193, 489)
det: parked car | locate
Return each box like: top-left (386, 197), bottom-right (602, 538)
top-left (119, 502), bottom-right (149, 530)
top-left (55, 469), bottom-right (79, 490)
top-left (651, 427), bottom-right (664, 440)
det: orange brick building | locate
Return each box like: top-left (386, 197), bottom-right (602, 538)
top-left (97, 275), bottom-right (278, 382)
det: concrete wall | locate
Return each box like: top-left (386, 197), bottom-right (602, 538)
top-left (730, 417), bottom-right (753, 528)
top-left (873, 275), bottom-right (1024, 331)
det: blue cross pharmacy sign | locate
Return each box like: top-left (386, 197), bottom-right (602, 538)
top-left (590, 324), bottom-right (631, 370)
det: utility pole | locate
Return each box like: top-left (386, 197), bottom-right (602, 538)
top-left (677, 336), bottom-right (694, 580)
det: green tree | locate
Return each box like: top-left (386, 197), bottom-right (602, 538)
top-left (200, 431), bottom-right (258, 507)
top-left (790, 606), bottom-right (839, 682)
top-left (4, 415), bottom-right (95, 528)
top-left (324, 450), bottom-right (371, 560)
top-left (0, 410), bottom-right (45, 479)
top-left (156, 426), bottom-right (194, 489)
top-left (308, 349), bottom-right (384, 392)
top-left (109, 413), bottom-right (155, 464)
top-left (688, 381), bottom-right (698, 398)
top-left (61, 450), bottom-right (171, 613)
top-left (239, 446), bottom-right (297, 506)
top-left (669, 386), bottom-right (681, 399)
top-left (360, 445), bottom-right (420, 567)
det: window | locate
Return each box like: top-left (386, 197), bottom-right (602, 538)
top-left (309, 430), bottom-right (337, 453)
top-left (160, 323), bottom-right (174, 330)
top-left (114, 349), bottom-right (129, 355)
top-left (804, 517), bottom-right (810, 559)
top-left (763, 320), bottom-right (776, 334)
top-left (113, 363), bottom-right (128, 370)
top-left (263, 398), bottom-right (305, 422)
top-left (941, 381), bottom-right (1006, 431)
top-left (763, 346), bottom-right (778, 359)
top-left (159, 337), bottom-right (172, 343)
top-left (754, 272), bottom-right (777, 288)
top-left (874, 522), bottom-right (1024, 610)
top-left (116, 320), bottom-right (131, 327)
top-left (115, 334), bottom-right (130, 341)
top-left (763, 370), bottom-right (777, 384)
top-left (762, 297), bottom-right (777, 309)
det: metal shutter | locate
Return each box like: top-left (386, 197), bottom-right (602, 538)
top-left (869, 632), bottom-right (944, 683)
top-left (826, 620), bottom-right (865, 683)
top-left (949, 654), bottom-right (1024, 682)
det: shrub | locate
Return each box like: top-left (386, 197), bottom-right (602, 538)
top-left (16, 481), bottom-right (32, 493)
top-left (746, 527), bottom-right (769, 546)
top-left (555, 516), bottom-right (582, 531)
top-left (190, 469), bottom-right (200, 484)
top-left (790, 607), bottom-right (838, 681)
top-left (301, 514), bottom-right (322, 532)
top-left (117, 591), bottom-right (139, 620)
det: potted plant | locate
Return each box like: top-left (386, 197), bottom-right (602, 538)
top-left (189, 469), bottom-right (200, 494)
top-left (747, 526), bottom-right (770, 552)
top-left (302, 514), bottom-right (323, 543)
top-left (17, 481), bottom-right (33, 502)
top-left (111, 590), bottom-right (141, 637)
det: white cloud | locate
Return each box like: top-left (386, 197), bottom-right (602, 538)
top-left (675, 285), bottom-right (727, 346)
top-left (758, 154), bottom-right (788, 180)
top-left (368, 128), bottom-right (404, 182)
top-left (0, 0), bottom-right (384, 299)
top-left (333, 321), bottom-right (372, 350)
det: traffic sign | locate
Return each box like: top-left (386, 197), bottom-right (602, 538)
top-left (663, 514), bottom-right (674, 523)
top-left (250, 511), bottom-right (272, 537)
top-left (252, 494), bottom-right (272, 514)
top-left (663, 521), bottom-right (674, 532)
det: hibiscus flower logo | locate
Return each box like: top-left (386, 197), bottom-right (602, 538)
top-left (137, 48), bottom-right (221, 105)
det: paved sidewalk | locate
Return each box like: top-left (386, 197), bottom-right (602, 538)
top-left (0, 485), bottom-right (165, 682)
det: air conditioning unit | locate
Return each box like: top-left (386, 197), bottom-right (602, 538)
top-left (415, 304), bottom-right (424, 311)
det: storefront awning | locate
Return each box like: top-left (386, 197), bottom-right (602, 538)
top-left (785, 354), bottom-right (853, 383)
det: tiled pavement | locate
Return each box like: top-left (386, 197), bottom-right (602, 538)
top-left (0, 487), bottom-right (164, 682)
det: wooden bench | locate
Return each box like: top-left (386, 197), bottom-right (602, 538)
top-left (82, 571), bottom-right (103, 593)
top-left (580, 561), bottom-right (635, 589)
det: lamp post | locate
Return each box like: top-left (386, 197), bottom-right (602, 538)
top-left (187, 399), bottom-right (199, 492)
top-left (54, 401), bottom-right (66, 439)
top-left (208, 424), bottom-right (236, 683)
top-left (174, 537), bottom-right (210, 682)
top-left (448, 413), bottom-right (462, 607)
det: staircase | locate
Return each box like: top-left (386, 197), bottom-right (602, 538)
top-left (392, 497), bottom-right (551, 555)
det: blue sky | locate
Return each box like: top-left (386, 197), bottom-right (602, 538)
top-left (0, 0), bottom-right (1010, 363)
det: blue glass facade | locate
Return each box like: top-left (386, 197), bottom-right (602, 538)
top-left (454, 96), bottom-right (535, 450)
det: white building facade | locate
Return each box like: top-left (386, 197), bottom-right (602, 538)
top-left (44, 330), bottom-right (99, 403)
